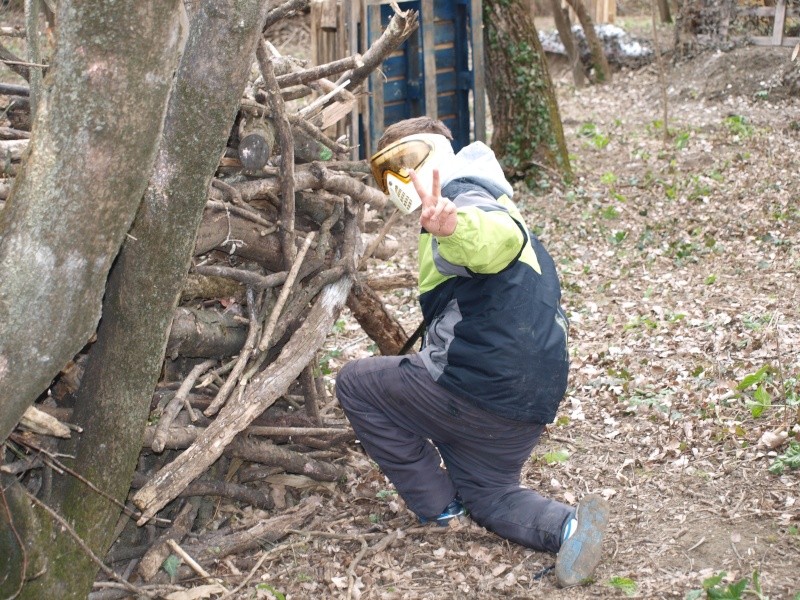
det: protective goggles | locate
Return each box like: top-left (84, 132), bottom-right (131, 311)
top-left (369, 134), bottom-right (450, 214)
top-left (369, 136), bottom-right (436, 195)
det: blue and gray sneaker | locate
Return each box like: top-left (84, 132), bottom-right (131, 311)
top-left (554, 494), bottom-right (610, 587)
top-left (418, 498), bottom-right (466, 526)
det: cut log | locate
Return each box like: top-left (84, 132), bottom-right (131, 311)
top-left (0, 138), bottom-right (29, 162)
top-left (19, 405), bottom-right (71, 438)
top-left (166, 307), bottom-right (248, 359)
top-left (346, 282), bottom-right (408, 355)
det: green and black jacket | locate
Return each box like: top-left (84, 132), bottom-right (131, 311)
top-left (417, 179), bottom-right (570, 424)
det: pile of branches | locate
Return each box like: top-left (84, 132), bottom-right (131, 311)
top-left (2, 3), bottom-right (421, 597)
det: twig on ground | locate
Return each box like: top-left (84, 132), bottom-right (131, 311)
top-left (346, 537), bottom-right (369, 600)
top-left (166, 538), bottom-right (228, 591)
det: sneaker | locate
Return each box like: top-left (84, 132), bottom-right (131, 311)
top-left (554, 494), bottom-right (609, 587)
top-left (418, 498), bottom-right (466, 527)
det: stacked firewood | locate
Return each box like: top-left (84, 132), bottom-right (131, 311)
top-left (2, 3), bottom-right (421, 594)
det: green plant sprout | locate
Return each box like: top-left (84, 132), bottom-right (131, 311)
top-left (538, 449), bottom-right (569, 464)
top-left (736, 365), bottom-right (775, 418)
top-left (578, 122), bottom-right (611, 149)
top-left (608, 576), bottom-right (637, 596)
top-left (255, 583), bottom-right (286, 600)
top-left (724, 115), bottom-right (754, 140)
top-left (769, 441), bottom-right (800, 475)
top-left (685, 569), bottom-right (769, 600)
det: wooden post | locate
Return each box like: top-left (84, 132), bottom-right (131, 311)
top-left (772, 0), bottom-right (787, 46)
top-left (366, 2), bottom-right (383, 156)
top-left (471, 0), bottom-right (486, 142)
top-left (421, 0), bottom-right (438, 120)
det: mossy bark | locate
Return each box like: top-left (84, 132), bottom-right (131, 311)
top-left (0, 0), bottom-right (184, 442)
top-left (483, 0), bottom-right (572, 186)
top-left (0, 474), bottom-right (50, 598)
top-left (27, 1), bottom-right (272, 597)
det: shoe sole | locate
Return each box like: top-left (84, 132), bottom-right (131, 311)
top-left (554, 494), bottom-right (610, 587)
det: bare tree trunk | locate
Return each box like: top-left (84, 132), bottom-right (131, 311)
top-left (658, 0), bottom-right (673, 23)
top-left (0, 0), bottom-right (183, 442)
top-left (0, 1), bottom-right (185, 596)
top-left (562, 0), bottom-right (612, 83)
top-left (19, 2), bottom-right (272, 598)
top-left (483, 0), bottom-right (572, 183)
top-left (548, 0), bottom-right (587, 87)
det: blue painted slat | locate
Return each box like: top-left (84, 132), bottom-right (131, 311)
top-left (434, 22), bottom-right (456, 44)
top-left (366, 0), bottom-right (477, 154)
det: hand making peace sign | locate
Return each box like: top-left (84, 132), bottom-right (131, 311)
top-left (410, 168), bottom-right (458, 237)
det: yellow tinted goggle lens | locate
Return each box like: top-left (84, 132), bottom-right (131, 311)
top-left (370, 139), bottom-right (434, 193)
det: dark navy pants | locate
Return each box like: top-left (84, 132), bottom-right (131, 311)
top-left (336, 353), bottom-right (574, 553)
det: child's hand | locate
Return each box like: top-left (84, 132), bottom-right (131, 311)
top-left (412, 168), bottom-right (457, 237)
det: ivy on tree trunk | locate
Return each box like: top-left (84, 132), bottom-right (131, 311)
top-left (483, 0), bottom-right (572, 186)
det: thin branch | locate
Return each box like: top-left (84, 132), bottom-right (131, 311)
top-left (359, 208), bottom-right (400, 269)
top-left (217, 540), bottom-right (296, 600)
top-left (205, 199), bottom-right (274, 229)
top-left (257, 39), bottom-right (296, 269)
top-left (263, 0), bottom-right (309, 31)
top-left (7, 433), bottom-right (169, 525)
top-left (340, 5), bottom-right (419, 93)
top-left (288, 112), bottom-right (350, 155)
top-left (193, 264), bottom-right (287, 290)
top-left (347, 537), bottom-right (369, 600)
top-left (166, 539), bottom-right (229, 591)
top-left (256, 231), bottom-right (317, 353)
top-left (276, 55), bottom-right (362, 88)
top-left (151, 359), bottom-right (216, 452)
top-left (204, 288), bottom-right (263, 417)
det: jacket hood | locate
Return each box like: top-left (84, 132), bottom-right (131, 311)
top-left (439, 141), bottom-right (513, 200)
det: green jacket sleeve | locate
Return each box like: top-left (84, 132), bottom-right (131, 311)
top-left (435, 206), bottom-right (525, 274)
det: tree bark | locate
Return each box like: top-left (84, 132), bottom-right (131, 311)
top-left (562, 0), bottom-right (612, 83)
top-left (483, 0), bottom-right (572, 183)
top-left (166, 306), bottom-right (248, 359)
top-left (21, 2), bottom-right (272, 598)
top-left (346, 283), bottom-right (408, 355)
top-left (0, 0), bottom-right (184, 444)
top-left (549, 0), bottom-right (587, 87)
top-left (658, 0), bottom-right (673, 23)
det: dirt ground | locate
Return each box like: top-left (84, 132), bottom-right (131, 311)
top-left (230, 39), bottom-right (800, 600)
top-left (1, 7), bottom-right (797, 599)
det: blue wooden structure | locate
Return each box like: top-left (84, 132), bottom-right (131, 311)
top-left (349, 0), bottom-right (486, 158)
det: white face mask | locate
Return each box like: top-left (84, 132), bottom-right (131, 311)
top-left (370, 133), bottom-right (455, 214)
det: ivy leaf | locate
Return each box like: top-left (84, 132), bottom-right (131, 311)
top-left (161, 554), bottom-right (181, 579)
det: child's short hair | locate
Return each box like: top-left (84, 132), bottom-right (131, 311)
top-left (377, 117), bottom-right (454, 151)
